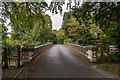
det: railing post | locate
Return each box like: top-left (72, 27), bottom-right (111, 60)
top-left (17, 45), bottom-right (20, 68)
top-left (4, 47), bottom-right (8, 68)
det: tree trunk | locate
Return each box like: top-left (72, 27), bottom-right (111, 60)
top-left (17, 45), bottom-right (20, 68)
top-left (100, 44), bottom-right (104, 63)
top-left (8, 47), bottom-right (11, 66)
top-left (4, 47), bottom-right (8, 68)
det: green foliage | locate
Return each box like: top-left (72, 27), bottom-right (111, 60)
top-left (62, 12), bottom-right (98, 45)
top-left (56, 29), bottom-right (65, 44)
top-left (72, 2), bottom-right (120, 47)
top-left (21, 14), bottom-right (53, 47)
top-left (2, 2), bottom-right (54, 48)
top-left (97, 52), bottom-right (120, 63)
top-left (6, 39), bottom-right (17, 51)
top-left (68, 2), bottom-right (120, 62)
top-left (1, 25), bottom-right (8, 45)
top-left (35, 42), bottom-right (41, 47)
top-left (50, 30), bottom-right (58, 44)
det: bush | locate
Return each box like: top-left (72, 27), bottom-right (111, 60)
top-left (97, 53), bottom-right (120, 63)
top-left (110, 53), bottom-right (120, 63)
top-left (6, 39), bottom-right (17, 52)
top-left (35, 42), bottom-right (41, 47)
top-left (77, 39), bottom-right (85, 45)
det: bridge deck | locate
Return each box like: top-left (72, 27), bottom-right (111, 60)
top-left (18, 45), bottom-right (118, 78)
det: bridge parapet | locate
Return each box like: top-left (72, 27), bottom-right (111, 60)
top-left (21, 43), bottom-right (53, 65)
top-left (64, 43), bottom-right (87, 57)
top-left (33, 43), bottom-right (53, 59)
top-left (64, 43), bottom-right (97, 62)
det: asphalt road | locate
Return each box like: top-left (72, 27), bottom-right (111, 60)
top-left (22, 44), bottom-right (118, 78)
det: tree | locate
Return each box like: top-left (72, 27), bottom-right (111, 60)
top-left (50, 30), bottom-right (58, 44)
top-left (21, 14), bottom-right (52, 47)
top-left (2, 2), bottom-right (48, 40)
top-left (62, 12), bottom-right (97, 45)
top-left (1, 25), bottom-right (8, 45)
top-left (72, 2), bottom-right (120, 47)
top-left (2, 2), bottom-right (53, 47)
top-left (56, 28), bottom-right (65, 44)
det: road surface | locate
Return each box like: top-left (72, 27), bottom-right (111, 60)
top-left (20, 44), bottom-right (118, 78)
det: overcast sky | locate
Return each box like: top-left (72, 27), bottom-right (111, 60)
top-left (45, 0), bottom-right (70, 30)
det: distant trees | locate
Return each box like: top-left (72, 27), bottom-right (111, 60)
top-left (56, 29), bottom-right (65, 44)
top-left (50, 30), bottom-right (58, 44)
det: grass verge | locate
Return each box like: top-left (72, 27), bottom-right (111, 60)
top-left (98, 63), bottom-right (120, 76)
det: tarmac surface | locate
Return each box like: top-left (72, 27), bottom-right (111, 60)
top-left (19, 44), bottom-right (118, 78)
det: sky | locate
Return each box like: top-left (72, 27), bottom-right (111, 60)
top-left (45, 0), bottom-right (69, 31)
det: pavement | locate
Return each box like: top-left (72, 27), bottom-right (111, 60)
top-left (19, 44), bottom-right (118, 78)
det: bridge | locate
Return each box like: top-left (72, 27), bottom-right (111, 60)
top-left (16, 44), bottom-right (117, 78)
